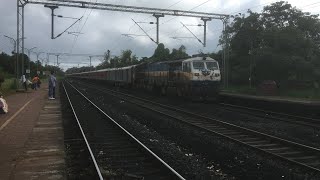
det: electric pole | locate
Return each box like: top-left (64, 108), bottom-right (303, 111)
top-left (25, 47), bottom-right (36, 74)
top-left (55, 55), bottom-right (59, 67)
top-left (35, 52), bottom-right (44, 73)
top-left (201, 17), bottom-right (211, 47)
top-left (44, 5), bottom-right (58, 39)
top-left (153, 13), bottom-right (164, 44)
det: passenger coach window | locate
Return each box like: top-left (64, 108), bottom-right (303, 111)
top-left (183, 63), bottom-right (187, 72)
top-left (187, 62), bottom-right (191, 72)
top-left (183, 63), bottom-right (191, 72)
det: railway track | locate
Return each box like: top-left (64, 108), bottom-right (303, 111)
top-left (70, 80), bottom-right (320, 174)
top-left (62, 81), bottom-right (185, 180)
top-left (75, 79), bottom-right (320, 129)
top-left (218, 103), bottom-right (320, 129)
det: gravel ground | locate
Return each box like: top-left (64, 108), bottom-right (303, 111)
top-left (73, 82), bottom-right (234, 180)
top-left (60, 84), bottom-right (100, 179)
top-left (70, 80), bottom-right (320, 180)
top-left (89, 81), bottom-right (320, 150)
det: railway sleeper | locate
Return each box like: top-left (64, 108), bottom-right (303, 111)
top-left (244, 140), bottom-right (270, 145)
top-left (252, 143), bottom-right (280, 148)
top-left (104, 161), bottom-right (155, 169)
top-left (101, 148), bottom-right (143, 154)
top-left (276, 151), bottom-right (304, 156)
top-left (102, 152), bottom-right (144, 158)
top-left (289, 156), bottom-right (319, 162)
top-left (228, 134), bottom-right (250, 139)
top-left (235, 137), bottom-right (260, 142)
top-left (304, 161), bottom-right (320, 167)
top-left (263, 147), bottom-right (291, 152)
top-left (92, 142), bottom-right (137, 148)
top-left (219, 131), bottom-right (241, 135)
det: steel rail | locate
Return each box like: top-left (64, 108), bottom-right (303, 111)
top-left (62, 82), bottom-right (104, 180)
top-left (220, 102), bottom-right (319, 122)
top-left (71, 81), bottom-right (320, 173)
top-left (65, 80), bottom-right (186, 180)
top-left (218, 102), bottom-right (320, 128)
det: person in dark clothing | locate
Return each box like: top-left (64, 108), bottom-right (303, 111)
top-left (0, 75), bottom-right (4, 89)
top-left (48, 71), bottom-right (57, 100)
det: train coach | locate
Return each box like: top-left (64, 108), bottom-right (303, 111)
top-left (67, 56), bottom-right (221, 98)
top-left (68, 65), bottom-right (137, 86)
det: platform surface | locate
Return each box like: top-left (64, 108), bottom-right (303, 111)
top-left (0, 85), bottom-right (65, 179)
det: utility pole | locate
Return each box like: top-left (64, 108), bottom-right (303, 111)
top-left (153, 13), bottom-right (164, 44)
top-left (4, 35), bottom-right (18, 82)
top-left (201, 17), bottom-right (211, 47)
top-left (25, 47), bottom-right (37, 74)
top-left (35, 52), bottom-right (43, 73)
top-left (222, 18), bottom-right (229, 88)
top-left (4, 35), bottom-right (16, 54)
top-left (46, 53), bottom-right (49, 66)
top-left (89, 56), bottom-right (92, 68)
top-left (44, 5), bottom-right (59, 39)
top-left (55, 55), bottom-right (59, 67)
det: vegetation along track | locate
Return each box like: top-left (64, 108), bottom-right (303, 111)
top-left (63, 81), bottom-right (185, 180)
top-left (70, 80), bottom-right (320, 174)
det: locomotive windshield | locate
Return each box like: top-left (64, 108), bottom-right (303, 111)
top-left (193, 62), bottom-right (205, 70)
top-left (206, 62), bottom-right (219, 70)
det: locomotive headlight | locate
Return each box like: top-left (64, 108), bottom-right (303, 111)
top-left (194, 73), bottom-right (200, 76)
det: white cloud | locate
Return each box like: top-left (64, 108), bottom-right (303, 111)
top-left (1, 0), bottom-right (319, 70)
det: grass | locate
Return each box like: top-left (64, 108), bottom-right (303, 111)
top-left (0, 78), bottom-right (17, 96)
top-left (222, 85), bottom-right (257, 95)
top-left (222, 85), bottom-right (320, 101)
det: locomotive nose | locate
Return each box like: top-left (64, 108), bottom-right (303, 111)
top-left (201, 69), bottom-right (211, 76)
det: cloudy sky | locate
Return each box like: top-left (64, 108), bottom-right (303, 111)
top-left (0, 0), bottom-right (320, 70)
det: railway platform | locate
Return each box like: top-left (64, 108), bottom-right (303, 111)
top-left (0, 85), bottom-right (65, 179)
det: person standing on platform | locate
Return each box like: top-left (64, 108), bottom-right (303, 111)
top-left (0, 74), bottom-right (4, 90)
top-left (20, 74), bottom-right (27, 91)
top-left (32, 75), bottom-right (39, 90)
top-left (48, 71), bottom-right (57, 100)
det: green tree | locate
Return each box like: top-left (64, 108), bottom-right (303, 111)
top-left (152, 43), bottom-right (170, 61)
top-left (169, 45), bottom-right (189, 60)
top-left (222, 1), bottom-right (320, 88)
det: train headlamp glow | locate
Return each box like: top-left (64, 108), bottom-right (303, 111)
top-left (194, 73), bottom-right (200, 76)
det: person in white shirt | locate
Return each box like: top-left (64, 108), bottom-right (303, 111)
top-left (20, 74), bottom-right (27, 91)
top-left (0, 93), bottom-right (8, 114)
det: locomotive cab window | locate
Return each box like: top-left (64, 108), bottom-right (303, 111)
top-left (206, 62), bottom-right (219, 70)
top-left (193, 62), bottom-right (205, 70)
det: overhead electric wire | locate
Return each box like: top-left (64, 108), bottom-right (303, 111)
top-left (132, 19), bottom-right (157, 44)
top-left (128, 0), bottom-right (185, 32)
top-left (70, 0), bottom-right (98, 53)
top-left (111, 0), bottom-right (186, 54)
top-left (69, 0), bottom-right (91, 52)
top-left (144, 0), bottom-right (213, 35)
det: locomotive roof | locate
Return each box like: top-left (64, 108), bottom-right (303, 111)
top-left (159, 56), bottom-right (217, 64)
